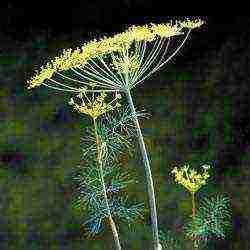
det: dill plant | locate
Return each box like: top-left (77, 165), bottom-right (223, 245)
top-left (169, 164), bottom-right (232, 249)
top-left (26, 17), bottom-right (204, 250)
top-left (66, 88), bottom-right (145, 249)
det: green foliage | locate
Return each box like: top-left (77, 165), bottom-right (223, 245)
top-left (73, 105), bottom-right (145, 238)
top-left (159, 229), bottom-right (183, 250)
top-left (80, 104), bottom-right (148, 164)
top-left (183, 194), bottom-right (232, 247)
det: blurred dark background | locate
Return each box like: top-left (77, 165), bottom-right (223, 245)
top-left (0, 2), bottom-right (250, 249)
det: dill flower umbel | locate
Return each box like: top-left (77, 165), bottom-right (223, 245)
top-left (171, 164), bottom-right (211, 194)
top-left (68, 89), bottom-right (122, 119)
top-left (26, 18), bottom-right (204, 90)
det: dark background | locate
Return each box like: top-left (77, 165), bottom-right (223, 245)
top-left (0, 3), bottom-right (250, 250)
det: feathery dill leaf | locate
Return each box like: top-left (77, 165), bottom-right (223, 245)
top-left (73, 104), bottom-right (145, 238)
top-left (183, 194), bottom-right (232, 246)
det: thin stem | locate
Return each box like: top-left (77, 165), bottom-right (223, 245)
top-left (191, 192), bottom-right (199, 249)
top-left (132, 37), bottom-right (164, 86)
top-left (47, 78), bottom-right (81, 91)
top-left (125, 89), bottom-right (159, 250)
top-left (191, 192), bottom-right (196, 219)
top-left (96, 55), bottom-right (125, 87)
top-left (130, 40), bottom-right (147, 84)
top-left (150, 30), bottom-right (191, 74)
top-left (92, 118), bottom-right (121, 250)
top-left (110, 50), bottom-right (127, 87)
top-left (132, 30), bottom-right (191, 88)
top-left (153, 36), bottom-right (171, 71)
top-left (87, 58), bottom-right (123, 88)
top-left (82, 89), bottom-right (126, 93)
top-left (55, 71), bottom-right (92, 85)
top-left (41, 80), bottom-right (124, 93)
top-left (41, 81), bottom-right (80, 93)
top-left (123, 43), bottom-right (130, 87)
top-left (72, 67), bottom-right (119, 90)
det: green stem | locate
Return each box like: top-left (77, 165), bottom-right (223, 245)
top-left (191, 192), bottom-right (196, 219)
top-left (93, 118), bottom-right (122, 250)
top-left (125, 89), bottom-right (160, 250)
top-left (191, 192), bottom-right (199, 249)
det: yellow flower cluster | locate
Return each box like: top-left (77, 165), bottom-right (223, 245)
top-left (128, 24), bottom-right (156, 42)
top-left (112, 51), bottom-right (140, 74)
top-left (179, 18), bottom-right (205, 29)
top-left (171, 164), bottom-right (211, 193)
top-left (103, 32), bottom-right (132, 52)
top-left (68, 90), bottom-right (122, 119)
top-left (27, 65), bottom-right (55, 89)
top-left (151, 22), bottom-right (182, 38)
top-left (27, 18), bottom-right (204, 89)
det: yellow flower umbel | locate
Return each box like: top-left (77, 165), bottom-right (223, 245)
top-left (26, 18), bottom-right (204, 90)
top-left (171, 164), bottom-right (211, 193)
top-left (68, 89), bottom-right (122, 119)
top-left (71, 88), bottom-right (123, 249)
top-left (171, 164), bottom-right (211, 218)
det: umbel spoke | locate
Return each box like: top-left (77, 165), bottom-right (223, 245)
top-left (133, 29), bottom-right (191, 88)
top-left (42, 78), bottom-right (81, 93)
top-left (42, 78), bottom-right (122, 93)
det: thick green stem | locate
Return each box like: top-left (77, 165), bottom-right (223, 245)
top-left (93, 118), bottom-right (122, 250)
top-left (125, 89), bottom-right (160, 250)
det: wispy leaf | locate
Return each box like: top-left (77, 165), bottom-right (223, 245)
top-left (183, 194), bottom-right (232, 246)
